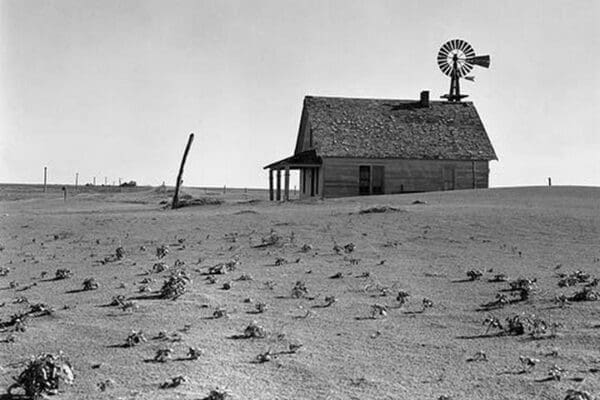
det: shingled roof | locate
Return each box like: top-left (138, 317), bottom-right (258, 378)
top-left (296, 96), bottom-right (497, 161)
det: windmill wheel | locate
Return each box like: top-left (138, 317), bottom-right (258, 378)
top-left (437, 39), bottom-right (476, 78)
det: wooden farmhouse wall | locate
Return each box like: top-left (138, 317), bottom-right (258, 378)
top-left (322, 157), bottom-right (489, 197)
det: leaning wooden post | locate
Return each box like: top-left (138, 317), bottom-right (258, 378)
top-left (172, 133), bottom-right (195, 209)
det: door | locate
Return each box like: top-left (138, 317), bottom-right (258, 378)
top-left (359, 165), bottom-right (385, 195)
top-left (359, 166), bottom-right (370, 195)
top-left (443, 166), bottom-right (455, 190)
top-left (372, 166), bottom-right (384, 194)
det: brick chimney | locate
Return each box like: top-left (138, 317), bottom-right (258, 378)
top-left (420, 90), bottom-right (429, 107)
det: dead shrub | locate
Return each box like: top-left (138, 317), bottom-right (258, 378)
top-left (509, 278), bottom-right (536, 292)
top-left (202, 389), bottom-right (230, 400)
top-left (152, 262), bottom-right (169, 273)
top-left (244, 321), bottom-right (267, 338)
top-left (156, 245), bottom-right (169, 259)
top-left (7, 352), bottom-right (74, 399)
top-left (125, 330), bottom-right (147, 347)
top-left (323, 296), bottom-right (337, 307)
top-left (115, 246), bottom-right (125, 260)
top-left (255, 302), bottom-right (267, 313)
top-left (558, 270), bottom-right (591, 287)
top-left (255, 349), bottom-right (272, 363)
top-left (154, 348), bottom-right (173, 363)
top-left (213, 308), bottom-right (228, 319)
top-left (466, 270), bottom-right (483, 281)
top-left (159, 272), bottom-right (190, 300)
top-left (160, 375), bottom-right (187, 389)
top-left (54, 269), bottom-right (72, 280)
top-left (370, 304), bottom-right (388, 319)
top-left (569, 287), bottom-right (599, 302)
top-left (82, 278), bottom-right (99, 291)
top-left (291, 281), bottom-right (308, 298)
top-left (188, 347), bottom-right (203, 360)
top-left (489, 273), bottom-right (508, 282)
top-left (358, 205), bottom-right (403, 214)
top-left (300, 244), bottom-right (313, 252)
top-left (564, 390), bottom-right (594, 400)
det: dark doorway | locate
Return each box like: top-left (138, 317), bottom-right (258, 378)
top-left (359, 165), bottom-right (385, 195)
top-left (372, 166), bottom-right (384, 194)
top-left (359, 166), bottom-right (370, 195)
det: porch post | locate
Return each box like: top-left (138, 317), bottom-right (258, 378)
top-left (284, 166), bottom-right (290, 201)
top-left (276, 169), bottom-right (281, 201)
top-left (269, 169), bottom-right (274, 201)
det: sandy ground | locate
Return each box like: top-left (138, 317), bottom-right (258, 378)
top-left (0, 185), bottom-right (598, 400)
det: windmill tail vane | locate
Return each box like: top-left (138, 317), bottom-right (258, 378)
top-left (437, 39), bottom-right (490, 102)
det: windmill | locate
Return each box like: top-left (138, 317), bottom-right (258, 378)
top-left (437, 39), bottom-right (490, 102)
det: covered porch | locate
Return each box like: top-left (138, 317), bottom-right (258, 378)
top-left (263, 150), bottom-right (322, 201)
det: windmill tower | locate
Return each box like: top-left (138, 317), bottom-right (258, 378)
top-left (437, 39), bottom-right (491, 101)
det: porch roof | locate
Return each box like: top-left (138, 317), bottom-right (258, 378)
top-left (263, 150), bottom-right (322, 170)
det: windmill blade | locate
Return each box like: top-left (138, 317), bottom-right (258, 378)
top-left (452, 39), bottom-right (460, 51)
top-left (466, 55), bottom-right (490, 68)
top-left (457, 39), bottom-right (470, 54)
top-left (441, 41), bottom-right (453, 54)
top-left (437, 57), bottom-right (449, 68)
top-left (464, 76), bottom-right (475, 82)
top-left (441, 63), bottom-right (452, 76)
top-left (464, 44), bottom-right (476, 58)
top-left (461, 64), bottom-right (474, 76)
top-left (459, 63), bottom-right (473, 77)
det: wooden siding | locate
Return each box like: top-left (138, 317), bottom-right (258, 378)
top-left (322, 157), bottom-right (489, 198)
top-left (299, 167), bottom-right (323, 200)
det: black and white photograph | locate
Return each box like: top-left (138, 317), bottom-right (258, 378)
top-left (0, 0), bottom-right (598, 399)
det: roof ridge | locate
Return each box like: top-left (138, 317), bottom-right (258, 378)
top-left (304, 95), bottom-right (474, 104)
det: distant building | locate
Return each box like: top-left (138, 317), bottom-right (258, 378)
top-left (264, 91), bottom-right (497, 200)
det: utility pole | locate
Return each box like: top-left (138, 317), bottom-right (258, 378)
top-left (93, 177), bottom-right (96, 186)
top-left (75, 173), bottom-right (79, 188)
top-left (43, 167), bottom-right (47, 192)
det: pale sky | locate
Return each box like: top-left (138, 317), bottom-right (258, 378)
top-left (1, 0), bottom-right (598, 188)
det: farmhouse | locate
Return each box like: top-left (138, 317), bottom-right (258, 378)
top-left (264, 91), bottom-right (497, 200)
